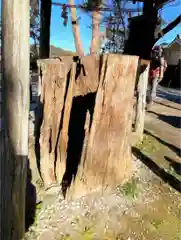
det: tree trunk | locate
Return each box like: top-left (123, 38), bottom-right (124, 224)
top-left (90, 9), bottom-right (102, 55)
top-left (69, 0), bottom-right (84, 56)
top-left (124, 15), bottom-right (157, 60)
top-left (1, 0), bottom-right (30, 238)
top-left (124, 1), bottom-right (157, 59)
top-left (40, 0), bottom-right (51, 58)
top-left (134, 60), bottom-right (150, 141)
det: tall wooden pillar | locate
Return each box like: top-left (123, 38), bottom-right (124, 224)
top-left (1, 0), bottom-right (30, 238)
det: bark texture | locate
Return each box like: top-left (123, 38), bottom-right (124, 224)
top-left (1, 0), bottom-right (30, 238)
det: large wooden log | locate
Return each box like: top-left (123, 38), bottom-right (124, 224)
top-left (65, 54), bottom-right (139, 199)
top-left (37, 56), bottom-right (99, 188)
top-left (83, 54), bottom-right (139, 190)
top-left (37, 54), bottom-right (139, 198)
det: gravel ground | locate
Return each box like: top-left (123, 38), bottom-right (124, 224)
top-left (24, 157), bottom-right (160, 240)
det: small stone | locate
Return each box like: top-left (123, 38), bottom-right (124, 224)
top-left (38, 230), bottom-right (54, 240)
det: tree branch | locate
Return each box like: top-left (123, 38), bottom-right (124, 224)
top-left (154, 14), bottom-right (181, 42)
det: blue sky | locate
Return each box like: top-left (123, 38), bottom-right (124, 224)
top-left (0, 0), bottom-right (180, 52)
top-left (51, 0), bottom-right (95, 53)
top-left (51, 0), bottom-right (181, 53)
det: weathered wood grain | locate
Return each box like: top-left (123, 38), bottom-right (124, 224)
top-left (56, 62), bottom-right (76, 183)
top-left (83, 54), bottom-right (139, 190)
top-left (37, 54), bottom-right (139, 198)
top-left (39, 61), bottom-right (67, 189)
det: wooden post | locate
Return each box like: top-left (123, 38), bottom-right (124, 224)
top-left (40, 0), bottom-right (52, 58)
top-left (134, 60), bottom-right (150, 141)
top-left (1, 0), bottom-right (30, 239)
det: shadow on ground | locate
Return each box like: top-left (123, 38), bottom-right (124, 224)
top-left (132, 147), bottom-right (181, 193)
top-left (165, 156), bottom-right (181, 175)
top-left (158, 115), bottom-right (181, 128)
top-left (144, 130), bottom-right (181, 158)
top-left (148, 111), bottom-right (181, 128)
top-left (25, 160), bottom-right (37, 231)
top-left (34, 97), bottom-right (43, 178)
top-left (154, 100), bottom-right (181, 111)
top-left (157, 88), bottom-right (181, 105)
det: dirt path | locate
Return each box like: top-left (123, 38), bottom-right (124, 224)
top-left (146, 96), bottom-right (181, 152)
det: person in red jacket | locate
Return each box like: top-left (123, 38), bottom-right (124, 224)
top-left (147, 45), bottom-right (167, 106)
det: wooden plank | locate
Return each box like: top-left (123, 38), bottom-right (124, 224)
top-left (39, 61), bottom-right (67, 189)
top-left (56, 62), bottom-right (76, 183)
top-left (83, 54), bottom-right (139, 190)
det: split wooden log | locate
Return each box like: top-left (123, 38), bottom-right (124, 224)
top-left (56, 62), bottom-right (76, 183)
top-left (37, 56), bottom-right (99, 189)
top-left (37, 54), bottom-right (139, 198)
top-left (82, 54), bottom-right (139, 191)
top-left (38, 60), bottom-right (67, 189)
top-left (65, 54), bottom-right (139, 199)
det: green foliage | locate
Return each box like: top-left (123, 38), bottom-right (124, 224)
top-left (81, 226), bottom-right (94, 240)
top-left (36, 202), bottom-right (42, 210)
top-left (150, 219), bottom-right (163, 229)
top-left (137, 134), bottom-right (160, 154)
top-left (33, 201), bottom-right (43, 225)
top-left (119, 178), bottom-right (138, 199)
